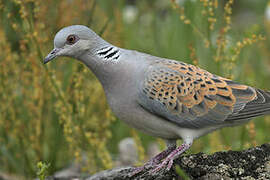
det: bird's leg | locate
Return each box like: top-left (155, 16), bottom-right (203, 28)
top-left (149, 140), bottom-right (177, 165)
top-left (151, 139), bottom-right (193, 173)
top-left (128, 140), bottom-right (176, 177)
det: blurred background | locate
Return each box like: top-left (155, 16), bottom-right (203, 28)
top-left (0, 0), bottom-right (270, 179)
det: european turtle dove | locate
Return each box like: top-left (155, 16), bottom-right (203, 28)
top-left (44, 25), bottom-right (270, 175)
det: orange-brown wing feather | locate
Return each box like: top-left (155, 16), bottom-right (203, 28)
top-left (139, 59), bottom-right (257, 128)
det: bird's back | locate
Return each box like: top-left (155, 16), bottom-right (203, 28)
top-left (135, 54), bottom-right (270, 129)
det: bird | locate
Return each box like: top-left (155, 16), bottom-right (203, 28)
top-left (44, 25), bottom-right (270, 175)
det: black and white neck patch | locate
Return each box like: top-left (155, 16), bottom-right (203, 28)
top-left (96, 46), bottom-right (120, 63)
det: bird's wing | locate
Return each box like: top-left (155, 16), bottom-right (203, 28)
top-left (137, 59), bottom-right (269, 129)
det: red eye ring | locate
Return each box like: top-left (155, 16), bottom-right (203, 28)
top-left (66, 34), bottom-right (77, 45)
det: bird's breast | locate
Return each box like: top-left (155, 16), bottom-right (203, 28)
top-left (105, 90), bottom-right (182, 139)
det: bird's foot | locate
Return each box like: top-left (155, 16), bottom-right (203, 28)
top-left (128, 159), bottom-right (158, 177)
top-left (151, 141), bottom-right (193, 173)
top-left (128, 145), bottom-right (176, 177)
top-left (151, 159), bottom-right (173, 173)
top-left (128, 140), bottom-right (192, 177)
top-left (151, 153), bottom-right (175, 173)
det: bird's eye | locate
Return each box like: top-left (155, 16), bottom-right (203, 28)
top-left (66, 34), bottom-right (78, 45)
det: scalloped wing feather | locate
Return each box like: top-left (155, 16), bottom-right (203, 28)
top-left (138, 59), bottom-right (258, 128)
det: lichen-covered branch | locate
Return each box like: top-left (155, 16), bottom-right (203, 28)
top-left (47, 143), bottom-right (270, 180)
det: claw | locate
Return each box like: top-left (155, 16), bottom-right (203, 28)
top-left (167, 159), bottom-right (174, 171)
top-left (151, 159), bottom-right (171, 173)
top-left (128, 165), bottom-right (147, 177)
top-left (128, 145), bottom-right (176, 177)
top-left (151, 163), bottom-right (166, 173)
top-left (128, 160), bottom-right (158, 177)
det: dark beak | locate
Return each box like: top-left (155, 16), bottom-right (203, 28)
top-left (44, 48), bottom-right (61, 64)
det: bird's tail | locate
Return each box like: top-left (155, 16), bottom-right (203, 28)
top-left (227, 88), bottom-right (270, 121)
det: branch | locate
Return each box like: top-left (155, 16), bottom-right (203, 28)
top-left (48, 143), bottom-right (270, 180)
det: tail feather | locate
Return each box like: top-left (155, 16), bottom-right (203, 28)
top-left (226, 89), bottom-right (270, 121)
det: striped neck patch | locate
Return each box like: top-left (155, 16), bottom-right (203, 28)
top-left (96, 46), bottom-right (120, 63)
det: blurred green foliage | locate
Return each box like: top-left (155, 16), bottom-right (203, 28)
top-left (36, 161), bottom-right (50, 180)
top-left (0, 0), bottom-right (270, 179)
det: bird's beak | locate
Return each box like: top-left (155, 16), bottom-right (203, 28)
top-left (44, 48), bottom-right (61, 64)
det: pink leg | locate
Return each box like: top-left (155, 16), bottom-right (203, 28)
top-left (128, 142), bottom-right (176, 177)
top-left (151, 140), bottom-right (193, 173)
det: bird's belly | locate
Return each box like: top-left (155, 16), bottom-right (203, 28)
top-left (107, 93), bottom-right (223, 141)
top-left (110, 101), bottom-right (182, 139)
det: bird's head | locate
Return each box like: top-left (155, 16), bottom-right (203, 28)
top-left (44, 25), bottom-right (97, 64)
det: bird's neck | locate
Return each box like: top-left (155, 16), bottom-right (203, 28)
top-left (78, 43), bottom-right (124, 90)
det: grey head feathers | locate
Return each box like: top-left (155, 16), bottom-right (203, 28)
top-left (54, 25), bottom-right (98, 48)
top-left (47, 25), bottom-right (121, 64)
